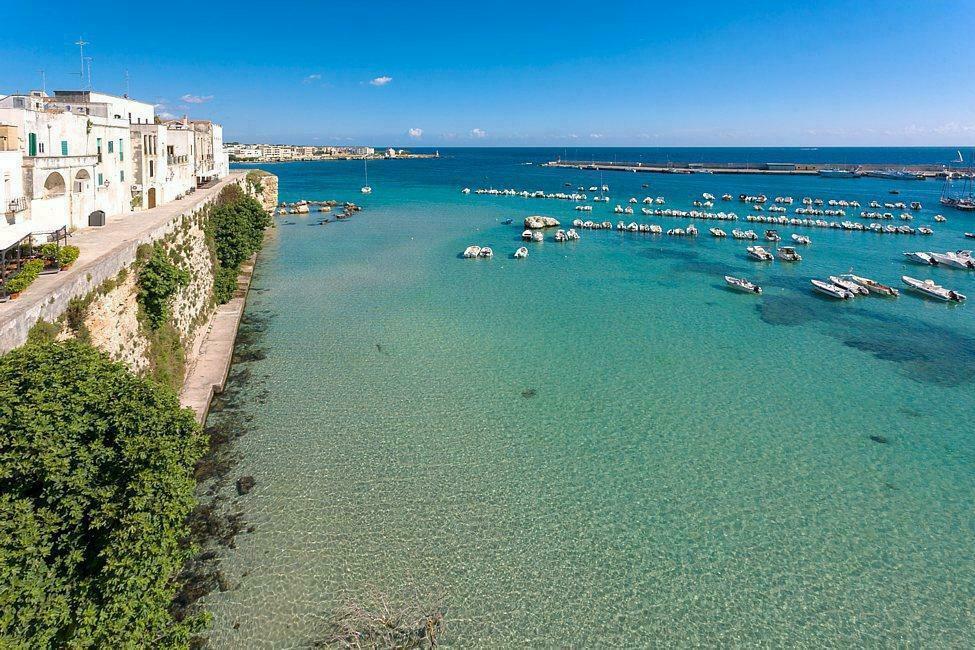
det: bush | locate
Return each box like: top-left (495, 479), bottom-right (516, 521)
top-left (138, 244), bottom-right (190, 329)
top-left (57, 245), bottom-right (80, 268)
top-left (208, 186), bottom-right (270, 304)
top-left (5, 259), bottom-right (44, 294)
top-left (39, 242), bottom-right (59, 260)
top-left (0, 341), bottom-right (207, 647)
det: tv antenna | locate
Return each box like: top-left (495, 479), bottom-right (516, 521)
top-left (124, 70), bottom-right (130, 97)
top-left (39, 69), bottom-right (46, 94)
top-left (74, 37), bottom-right (89, 84)
top-left (84, 57), bottom-right (93, 90)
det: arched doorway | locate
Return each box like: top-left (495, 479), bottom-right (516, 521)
top-left (147, 187), bottom-right (157, 209)
top-left (43, 172), bottom-right (66, 197)
top-left (73, 169), bottom-right (90, 194)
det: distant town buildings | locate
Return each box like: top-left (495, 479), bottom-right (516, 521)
top-left (223, 143), bottom-right (437, 162)
top-left (0, 90), bottom-right (229, 235)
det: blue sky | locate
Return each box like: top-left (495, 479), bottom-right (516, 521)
top-left (3, 0), bottom-right (974, 146)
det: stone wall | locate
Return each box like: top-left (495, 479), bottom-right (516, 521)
top-left (7, 171), bottom-right (278, 381)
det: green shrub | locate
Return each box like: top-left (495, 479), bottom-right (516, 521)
top-left (0, 340), bottom-right (207, 646)
top-left (57, 245), bottom-right (80, 268)
top-left (208, 186), bottom-right (270, 304)
top-left (5, 259), bottom-right (44, 294)
top-left (138, 244), bottom-right (190, 329)
top-left (26, 319), bottom-right (60, 344)
top-left (39, 242), bottom-right (59, 260)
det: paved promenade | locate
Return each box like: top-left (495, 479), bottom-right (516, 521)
top-left (0, 172), bottom-right (245, 353)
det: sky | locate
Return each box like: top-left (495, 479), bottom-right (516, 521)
top-left (2, 0), bottom-right (974, 147)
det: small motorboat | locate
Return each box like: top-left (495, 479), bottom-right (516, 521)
top-left (514, 246), bottom-right (529, 259)
top-left (747, 245), bottom-right (774, 261)
top-left (918, 226), bottom-right (933, 235)
top-left (566, 229), bottom-right (580, 240)
top-left (791, 233), bottom-right (812, 245)
top-left (764, 229), bottom-right (781, 242)
top-left (965, 232), bottom-right (975, 239)
top-left (811, 279), bottom-right (854, 299)
top-left (829, 275), bottom-right (869, 296)
top-left (904, 251), bottom-right (936, 265)
top-left (478, 247), bottom-right (494, 258)
top-left (531, 231), bottom-right (543, 242)
top-left (555, 229), bottom-right (567, 242)
top-left (522, 230), bottom-right (534, 241)
top-left (461, 188), bottom-right (471, 194)
top-left (776, 246), bottom-right (802, 262)
top-left (725, 275), bottom-right (762, 294)
top-left (902, 276), bottom-right (966, 302)
top-left (502, 218), bottom-right (514, 225)
top-left (929, 251), bottom-right (975, 269)
top-left (934, 215), bottom-right (946, 223)
top-left (910, 201), bottom-right (922, 210)
top-left (841, 274), bottom-right (899, 297)
top-left (709, 227), bottom-right (727, 237)
top-left (463, 245), bottom-right (481, 258)
top-left (685, 225), bottom-right (698, 236)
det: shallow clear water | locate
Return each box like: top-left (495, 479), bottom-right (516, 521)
top-left (203, 150), bottom-right (974, 647)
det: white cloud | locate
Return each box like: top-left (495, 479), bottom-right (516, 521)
top-left (303, 73), bottom-right (322, 83)
top-left (369, 76), bottom-right (393, 86)
top-left (181, 93), bottom-right (213, 104)
top-left (408, 127), bottom-right (423, 138)
top-left (470, 128), bottom-right (487, 139)
top-left (158, 111), bottom-right (176, 120)
top-left (589, 133), bottom-right (603, 139)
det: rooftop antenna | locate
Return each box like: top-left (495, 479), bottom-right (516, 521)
top-left (39, 69), bottom-right (46, 94)
top-left (124, 70), bottom-right (130, 97)
top-left (74, 37), bottom-right (89, 86)
top-left (84, 57), bottom-right (93, 90)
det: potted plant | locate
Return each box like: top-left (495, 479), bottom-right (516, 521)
top-left (5, 259), bottom-right (44, 298)
top-left (57, 245), bottom-right (80, 269)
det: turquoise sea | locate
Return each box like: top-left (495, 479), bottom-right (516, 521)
top-left (204, 149), bottom-right (974, 647)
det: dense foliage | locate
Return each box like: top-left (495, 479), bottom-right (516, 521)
top-left (40, 244), bottom-right (80, 269)
top-left (0, 341), bottom-right (207, 647)
top-left (209, 185), bottom-right (270, 304)
top-left (138, 243), bottom-right (190, 329)
top-left (5, 259), bottom-right (44, 294)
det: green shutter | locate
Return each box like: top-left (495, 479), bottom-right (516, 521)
top-left (97, 173), bottom-right (103, 186)
top-left (120, 170), bottom-right (125, 182)
top-left (119, 139), bottom-right (124, 160)
top-left (28, 133), bottom-right (37, 156)
top-left (108, 140), bottom-right (114, 153)
top-left (61, 140), bottom-right (68, 155)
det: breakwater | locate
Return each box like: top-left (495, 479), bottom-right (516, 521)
top-left (544, 160), bottom-right (949, 177)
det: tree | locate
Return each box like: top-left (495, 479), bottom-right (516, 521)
top-left (0, 341), bottom-right (207, 647)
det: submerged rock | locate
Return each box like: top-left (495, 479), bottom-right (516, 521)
top-left (521, 388), bottom-right (537, 399)
top-left (236, 475), bottom-right (256, 495)
top-left (869, 435), bottom-right (889, 444)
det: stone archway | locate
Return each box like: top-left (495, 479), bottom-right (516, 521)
top-left (73, 169), bottom-right (91, 193)
top-left (43, 172), bottom-right (66, 197)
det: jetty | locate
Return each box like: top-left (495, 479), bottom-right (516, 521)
top-left (543, 160), bottom-right (949, 178)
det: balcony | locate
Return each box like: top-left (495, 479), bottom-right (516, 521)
top-left (23, 154), bottom-right (98, 170)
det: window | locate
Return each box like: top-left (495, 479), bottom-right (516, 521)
top-left (119, 139), bottom-right (124, 160)
top-left (120, 170), bottom-right (125, 182)
top-left (108, 140), bottom-right (114, 153)
top-left (97, 137), bottom-right (102, 153)
top-left (97, 173), bottom-right (103, 186)
top-left (61, 140), bottom-right (68, 156)
top-left (149, 160), bottom-right (154, 177)
top-left (38, 142), bottom-right (45, 154)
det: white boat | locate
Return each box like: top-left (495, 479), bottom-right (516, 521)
top-left (904, 251), bottom-right (936, 265)
top-left (747, 245), bottom-right (774, 261)
top-left (965, 232), bottom-right (975, 239)
top-left (514, 247), bottom-right (529, 259)
top-left (811, 279), bottom-right (854, 299)
top-left (829, 275), bottom-right (869, 296)
top-left (725, 275), bottom-right (762, 294)
top-left (777, 246), bottom-right (802, 262)
top-left (764, 229), bottom-right (781, 242)
top-left (521, 229), bottom-right (534, 241)
top-left (566, 229), bottom-right (580, 240)
top-left (463, 245), bottom-right (481, 258)
top-left (934, 214), bottom-right (946, 222)
top-left (531, 232), bottom-right (543, 242)
top-left (709, 227), bottom-right (727, 237)
top-left (462, 188), bottom-right (471, 194)
top-left (791, 233), bottom-right (811, 245)
top-left (555, 229), bottom-right (567, 242)
top-left (685, 225), bottom-right (698, 236)
top-left (902, 276), bottom-right (966, 302)
top-left (929, 251), bottom-right (975, 269)
top-left (360, 159), bottom-right (372, 194)
top-left (478, 247), bottom-right (494, 258)
top-left (841, 274), bottom-right (899, 296)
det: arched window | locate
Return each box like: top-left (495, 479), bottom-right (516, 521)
top-left (43, 172), bottom-right (66, 197)
top-left (73, 169), bottom-right (91, 193)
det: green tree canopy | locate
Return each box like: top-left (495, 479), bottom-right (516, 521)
top-left (0, 341), bottom-right (206, 647)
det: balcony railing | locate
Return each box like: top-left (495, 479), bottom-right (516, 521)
top-left (7, 196), bottom-right (27, 213)
top-left (23, 154), bottom-right (98, 169)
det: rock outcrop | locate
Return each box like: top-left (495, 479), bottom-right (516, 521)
top-left (524, 215), bottom-right (560, 229)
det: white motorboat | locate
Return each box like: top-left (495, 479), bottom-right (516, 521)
top-left (709, 227), bottom-right (727, 237)
top-left (566, 229), bottom-right (580, 240)
top-left (811, 279), bottom-right (854, 299)
top-left (461, 188), bottom-right (471, 194)
top-left (764, 229), bottom-right (781, 242)
top-left (829, 275), bottom-right (869, 296)
top-left (555, 229), bottom-right (567, 242)
top-left (904, 251), bottom-right (936, 265)
top-left (514, 247), bottom-right (529, 259)
top-left (725, 275), bottom-right (762, 294)
top-left (614, 205), bottom-right (624, 214)
top-left (531, 232), bottom-right (543, 242)
top-left (902, 276), bottom-right (966, 302)
top-left (929, 251), bottom-right (975, 269)
top-left (522, 229), bottom-right (534, 241)
top-left (934, 215), bottom-right (946, 222)
top-left (747, 245), bottom-right (774, 261)
top-left (463, 245), bottom-right (481, 258)
top-left (685, 225), bottom-right (698, 236)
top-left (791, 233), bottom-right (812, 245)
top-left (478, 247), bottom-right (494, 258)
top-left (667, 228), bottom-right (686, 236)
top-left (777, 246), bottom-right (802, 262)
top-left (965, 232), bottom-right (975, 239)
top-left (841, 274), bottom-right (899, 296)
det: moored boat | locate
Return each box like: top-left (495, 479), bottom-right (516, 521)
top-left (829, 275), bottom-right (869, 296)
top-left (463, 245), bottom-right (481, 258)
top-left (902, 276), bottom-right (966, 302)
top-left (929, 251), bottom-right (975, 269)
top-left (841, 274), bottom-right (899, 296)
top-left (725, 275), bottom-right (762, 294)
top-left (747, 245), bottom-right (774, 261)
top-left (514, 246), bottom-right (529, 259)
top-left (478, 247), bottom-right (494, 258)
top-left (776, 246), bottom-right (802, 262)
top-left (904, 251), bottom-right (936, 265)
top-left (709, 227), bottom-right (727, 237)
top-left (522, 229), bottom-right (534, 241)
top-left (811, 279), bottom-right (854, 299)
top-left (791, 233), bottom-right (812, 245)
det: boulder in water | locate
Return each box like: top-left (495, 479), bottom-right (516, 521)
top-left (524, 215), bottom-right (560, 229)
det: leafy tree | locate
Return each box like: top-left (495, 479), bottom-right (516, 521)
top-left (0, 341), bottom-right (207, 647)
top-left (208, 186), bottom-right (270, 304)
top-left (138, 244), bottom-right (190, 329)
